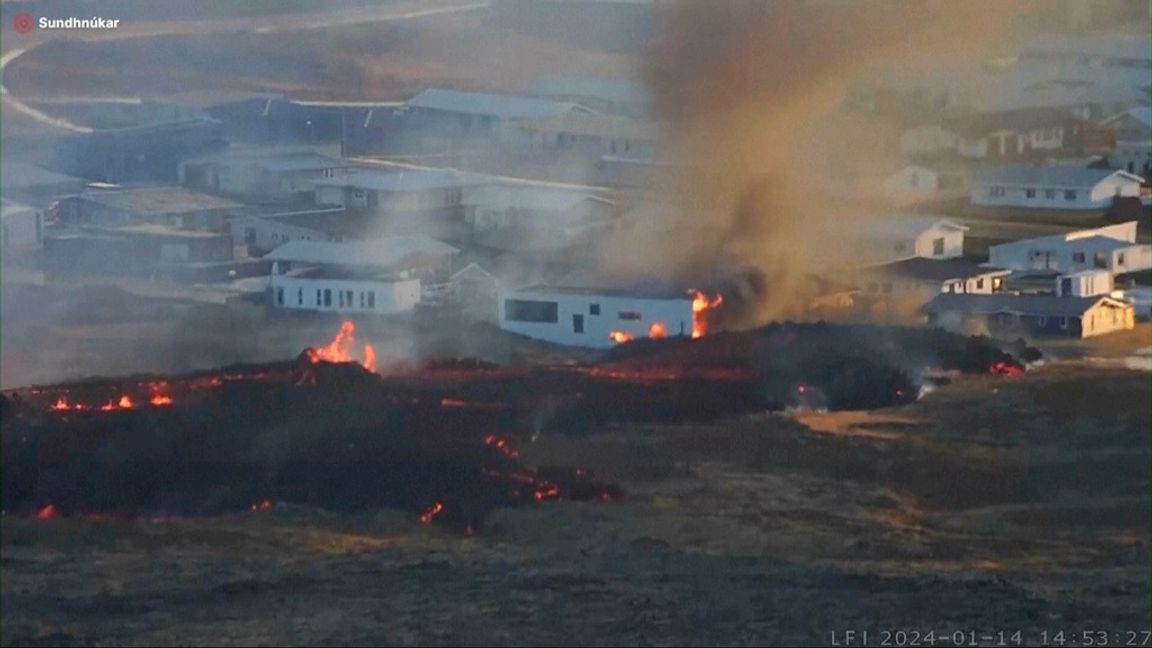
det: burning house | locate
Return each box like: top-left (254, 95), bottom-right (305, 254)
top-left (498, 285), bottom-right (720, 349)
top-left (265, 236), bottom-right (458, 316)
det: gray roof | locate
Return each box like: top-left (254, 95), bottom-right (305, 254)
top-left (864, 257), bottom-right (1008, 283)
top-left (75, 187), bottom-right (242, 215)
top-left (314, 169), bottom-right (491, 193)
top-left (406, 88), bottom-right (592, 120)
top-left (924, 293), bottom-right (1120, 318)
top-left (461, 185), bottom-right (609, 211)
top-left (528, 78), bottom-right (651, 108)
top-left (185, 148), bottom-right (345, 173)
top-left (1, 161), bottom-right (83, 189)
top-left (976, 166), bottom-right (1142, 189)
top-left (265, 236), bottom-right (458, 268)
top-left (1064, 235), bottom-right (1143, 253)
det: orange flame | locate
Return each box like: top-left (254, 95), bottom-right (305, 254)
top-left (419, 501), bottom-right (444, 524)
top-left (690, 291), bottom-right (723, 339)
top-left (51, 397), bottom-right (76, 411)
top-left (308, 320), bottom-right (377, 372)
top-left (609, 330), bottom-right (634, 344)
top-left (150, 394), bottom-right (173, 406)
top-left (648, 321), bottom-right (667, 339)
top-left (36, 504), bottom-right (57, 520)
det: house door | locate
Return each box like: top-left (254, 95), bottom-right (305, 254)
top-left (572, 314), bottom-right (584, 334)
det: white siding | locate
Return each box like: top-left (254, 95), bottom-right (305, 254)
top-left (913, 226), bottom-right (965, 259)
top-left (498, 290), bottom-right (694, 349)
top-left (972, 172), bottom-right (1141, 210)
top-left (899, 126), bottom-right (958, 156)
top-left (270, 275), bottom-right (421, 315)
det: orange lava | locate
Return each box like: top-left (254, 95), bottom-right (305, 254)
top-left (690, 290), bottom-right (723, 339)
top-left (307, 320), bottom-right (377, 372)
top-left (150, 394), bottom-right (173, 406)
top-left (648, 321), bottom-right (667, 339)
top-left (484, 434), bottom-right (520, 458)
top-left (419, 501), bottom-right (444, 524)
top-left (609, 330), bottom-right (634, 345)
top-left (36, 504), bottom-right (57, 520)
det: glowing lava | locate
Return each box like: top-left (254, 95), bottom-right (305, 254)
top-left (307, 320), bottom-right (377, 372)
top-left (609, 330), bottom-right (634, 344)
top-left (419, 501), bottom-right (444, 524)
top-left (988, 360), bottom-right (1025, 377)
top-left (690, 291), bottom-right (723, 339)
top-left (36, 504), bottom-right (57, 520)
top-left (648, 321), bottom-right (667, 339)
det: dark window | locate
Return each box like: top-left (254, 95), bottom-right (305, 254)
top-left (1025, 188), bottom-right (1036, 199)
top-left (1064, 189), bottom-right (1077, 201)
top-left (298, 288), bottom-right (303, 305)
top-left (346, 290), bottom-right (354, 307)
top-left (1118, 252), bottom-right (1126, 266)
top-left (368, 292), bottom-right (376, 309)
top-left (572, 314), bottom-right (584, 334)
top-left (618, 311), bottom-right (642, 320)
top-left (359, 292), bottom-right (365, 308)
top-left (323, 289), bottom-right (332, 307)
top-left (505, 299), bottom-right (559, 323)
top-left (244, 227), bottom-right (256, 245)
top-left (1073, 252), bottom-right (1086, 264)
top-left (276, 287), bottom-right (284, 306)
top-left (338, 291), bottom-right (345, 308)
top-left (1094, 253), bottom-right (1107, 268)
top-left (316, 289), bottom-right (322, 306)
top-left (932, 237), bottom-right (945, 256)
top-left (976, 278), bottom-right (985, 290)
top-left (589, 303), bottom-right (601, 316)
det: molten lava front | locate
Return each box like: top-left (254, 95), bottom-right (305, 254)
top-left (306, 320), bottom-right (376, 372)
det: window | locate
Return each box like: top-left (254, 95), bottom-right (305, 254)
top-left (1025, 188), bottom-right (1036, 199)
top-left (1064, 189), bottom-right (1077, 201)
top-left (1118, 252), bottom-right (1126, 266)
top-left (618, 311), bottom-right (643, 320)
top-left (589, 303), bottom-right (601, 316)
top-left (323, 289), bottom-right (332, 307)
top-left (572, 314), bottom-right (584, 334)
top-left (1072, 252), bottom-right (1086, 264)
top-left (932, 237), bottom-right (945, 256)
top-left (989, 186), bottom-right (1006, 197)
top-left (244, 227), bottom-right (256, 246)
top-left (367, 292), bottom-right (376, 309)
top-left (993, 277), bottom-right (1002, 291)
top-left (976, 278), bottom-right (985, 290)
top-left (297, 288), bottom-right (303, 306)
top-left (1059, 317), bottom-right (1069, 330)
top-left (894, 242), bottom-right (907, 253)
top-left (276, 287), bottom-right (284, 306)
top-left (1044, 188), bottom-right (1056, 199)
top-left (1094, 253), bottom-right (1107, 269)
top-left (316, 289), bottom-right (322, 306)
top-left (338, 291), bottom-right (345, 308)
top-left (345, 290), bottom-right (354, 307)
top-left (359, 292), bottom-right (365, 308)
top-left (505, 299), bottom-right (559, 323)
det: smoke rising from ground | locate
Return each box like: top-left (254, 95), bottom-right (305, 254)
top-left (599, 0), bottom-right (1036, 326)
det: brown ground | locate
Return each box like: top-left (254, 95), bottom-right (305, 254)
top-left (3, 360), bottom-right (1149, 646)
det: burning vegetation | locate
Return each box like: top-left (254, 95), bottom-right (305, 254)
top-left (1, 320), bottom-right (1035, 533)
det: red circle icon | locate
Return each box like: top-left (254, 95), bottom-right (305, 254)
top-left (13, 12), bottom-right (35, 34)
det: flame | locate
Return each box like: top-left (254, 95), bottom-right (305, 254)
top-left (36, 504), bottom-right (57, 520)
top-left (690, 291), bottom-right (723, 339)
top-left (609, 330), bottom-right (634, 344)
top-left (648, 321), bottom-right (667, 339)
top-left (117, 395), bottom-right (133, 408)
top-left (308, 320), bottom-right (376, 372)
top-left (51, 397), bottom-right (80, 411)
top-left (988, 360), bottom-right (1025, 377)
top-left (150, 394), bottom-right (173, 406)
top-left (419, 501), bottom-right (444, 524)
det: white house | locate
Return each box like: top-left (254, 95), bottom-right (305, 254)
top-left (1100, 107), bottom-right (1152, 176)
top-left (265, 236), bottom-right (458, 316)
top-left (859, 257), bottom-right (1011, 314)
top-left (179, 148), bottom-right (348, 202)
top-left (498, 285), bottom-right (695, 349)
top-left (404, 88), bottom-right (594, 136)
top-left (851, 216), bottom-right (969, 265)
top-left (229, 207), bottom-right (350, 254)
top-left (971, 166), bottom-right (1143, 210)
top-left (1, 199), bottom-right (43, 256)
top-left (512, 113), bottom-right (662, 161)
top-left (924, 292), bottom-right (1135, 338)
top-left (880, 165), bottom-right (968, 205)
top-left (462, 185), bottom-right (614, 236)
top-left (987, 221), bottom-right (1152, 275)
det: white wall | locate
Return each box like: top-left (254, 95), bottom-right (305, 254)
top-left (900, 126), bottom-right (958, 156)
top-left (989, 237), bottom-right (1152, 274)
top-left (498, 290), bottom-right (694, 349)
top-left (1, 205), bottom-right (42, 253)
top-left (972, 173), bottom-right (1141, 210)
top-left (913, 225), bottom-right (965, 259)
top-left (232, 216), bottom-right (339, 252)
top-left (271, 275), bottom-right (421, 315)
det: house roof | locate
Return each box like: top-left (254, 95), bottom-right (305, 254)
top-left (518, 112), bottom-right (662, 141)
top-left (923, 293), bottom-right (1123, 318)
top-left (252, 152), bottom-right (346, 173)
top-left (406, 88), bottom-right (591, 121)
top-left (0, 161), bottom-right (83, 189)
top-left (942, 107), bottom-right (1086, 138)
top-left (461, 185), bottom-right (611, 212)
top-left (75, 187), bottom-right (242, 215)
top-left (869, 215), bottom-right (969, 239)
top-left (264, 236), bottom-right (458, 268)
top-left (511, 284), bottom-right (693, 301)
top-left (864, 257), bottom-right (1008, 283)
top-left (313, 169), bottom-right (490, 193)
top-left (1060, 235), bottom-right (1145, 254)
top-left (1100, 106), bottom-right (1152, 130)
top-left (975, 166), bottom-right (1142, 189)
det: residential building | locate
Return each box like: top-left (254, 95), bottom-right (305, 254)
top-left (859, 257), bottom-right (1010, 314)
top-left (41, 224), bottom-right (236, 280)
top-left (851, 216), bottom-right (969, 265)
top-left (880, 164), bottom-right (969, 205)
top-left (528, 77), bottom-right (653, 117)
top-left (987, 221), bottom-right (1152, 274)
top-left (0, 199), bottom-right (43, 257)
top-left (924, 293), bottom-right (1135, 338)
top-left (404, 88), bottom-right (594, 136)
top-left (1100, 107), bottom-right (1152, 176)
top-left (498, 285), bottom-right (694, 349)
top-left (53, 118), bottom-right (225, 183)
top-left (265, 237), bottom-right (458, 316)
top-left (901, 108), bottom-right (1105, 161)
top-left (228, 207), bottom-right (353, 255)
top-left (0, 161), bottom-right (86, 207)
top-left (513, 113), bottom-right (661, 161)
top-left (53, 187), bottom-right (244, 232)
top-left (971, 166), bottom-right (1142, 210)
top-left (179, 147), bottom-right (348, 202)
top-left (462, 185), bottom-right (614, 236)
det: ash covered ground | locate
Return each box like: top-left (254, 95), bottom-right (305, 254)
top-left (2, 323), bottom-right (1149, 646)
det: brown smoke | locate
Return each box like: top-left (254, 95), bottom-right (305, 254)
top-left (600, 0), bottom-right (1036, 325)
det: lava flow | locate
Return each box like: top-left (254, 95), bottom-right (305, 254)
top-left (609, 330), bottom-right (634, 344)
top-left (306, 320), bottom-right (376, 372)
